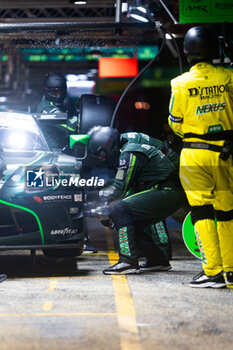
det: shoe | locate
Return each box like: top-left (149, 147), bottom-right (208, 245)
top-left (0, 274), bottom-right (7, 283)
top-left (189, 271), bottom-right (226, 288)
top-left (83, 240), bottom-right (98, 254)
top-left (139, 260), bottom-right (172, 272)
top-left (225, 271), bottom-right (233, 290)
top-left (103, 262), bottom-right (141, 275)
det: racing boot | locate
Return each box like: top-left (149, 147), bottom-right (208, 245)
top-left (225, 271), bottom-right (233, 290)
top-left (103, 261), bottom-right (140, 275)
top-left (0, 274), bottom-right (7, 283)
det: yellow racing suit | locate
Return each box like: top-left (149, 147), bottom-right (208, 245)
top-left (168, 62), bottom-right (233, 277)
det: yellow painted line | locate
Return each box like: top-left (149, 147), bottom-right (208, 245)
top-left (47, 280), bottom-right (58, 291)
top-left (12, 275), bottom-right (109, 280)
top-left (67, 276), bottom-right (109, 279)
top-left (105, 227), bottom-right (142, 350)
top-left (82, 252), bottom-right (108, 256)
top-left (0, 312), bottom-right (117, 318)
top-left (42, 301), bottom-right (53, 311)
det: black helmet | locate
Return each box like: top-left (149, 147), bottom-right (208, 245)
top-left (183, 26), bottom-right (216, 65)
top-left (43, 72), bottom-right (67, 104)
top-left (88, 125), bottom-right (102, 138)
top-left (88, 126), bottom-right (120, 168)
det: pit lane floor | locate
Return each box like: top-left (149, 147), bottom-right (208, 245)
top-left (0, 218), bottom-right (232, 350)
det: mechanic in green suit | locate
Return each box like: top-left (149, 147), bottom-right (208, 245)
top-left (0, 153), bottom-right (7, 283)
top-left (37, 73), bottom-right (96, 253)
top-left (88, 126), bottom-right (185, 275)
top-left (36, 72), bottom-right (79, 149)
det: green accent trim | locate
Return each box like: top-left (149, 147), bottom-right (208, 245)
top-left (69, 134), bottom-right (90, 149)
top-left (61, 124), bottom-right (77, 132)
top-left (207, 124), bottom-right (223, 134)
top-left (170, 122), bottom-right (183, 138)
top-left (155, 222), bottom-right (168, 243)
top-left (25, 152), bottom-right (45, 166)
top-left (119, 227), bottom-right (131, 256)
top-left (121, 154), bottom-right (136, 198)
top-left (169, 94), bottom-right (174, 113)
top-left (182, 212), bottom-right (201, 260)
top-left (0, 199), bottom-right (45, 245)
top-left (194, 227), bottom-right (207, 265)
top-left (182, 212), bottom-right (217, 260)
top-left (179, 0), bottom-right (233, 23)
top-left (123, 188), bottom-right (154, 201)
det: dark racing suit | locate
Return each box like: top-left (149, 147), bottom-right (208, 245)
top-left (168, 62), bottom-right (233, 276)
top-left (98, 132), bottom-right (184, 265)
top-left (36, 96), bottom-right (78, 149)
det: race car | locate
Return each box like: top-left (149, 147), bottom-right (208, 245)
top-left (0, 111), bottom-right (84, 258)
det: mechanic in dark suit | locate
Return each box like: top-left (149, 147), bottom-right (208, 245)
top-left (36, 72), bottom-right (79, 149)
top-left (87, 126), bottom-right (185, 275)
top-left (0, 153), bottom-right (8, 282)
top-left (37, 73), bottom-right (96, 253)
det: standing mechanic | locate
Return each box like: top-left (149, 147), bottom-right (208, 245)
top-left (36, 72), bottom-right (79, 149)
top-left (168, 26), bottom-right (233, 289)
top-left (87, 126), bottom-right (185, 275)
top-left (37, 72), bottom-right (96, 253)
top-left (0, 152), bottom-right (8, 283)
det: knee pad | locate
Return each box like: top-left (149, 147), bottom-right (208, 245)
top-left (191, 205), bottom-right (215, 225)
top-left (215, 209), bottom-right (233, 221)
top-left (110, 200), bottom-right (133, 230)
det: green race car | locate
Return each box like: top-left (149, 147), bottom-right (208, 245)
top-left (0, 112), bottom-right (84, 258)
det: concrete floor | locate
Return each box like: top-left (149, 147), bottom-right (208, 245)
top-left (0, 218), bottom-right (232, 350)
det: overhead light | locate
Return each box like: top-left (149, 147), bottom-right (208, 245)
top-left (70, 1), bottom-right (87, 4)
top-left (129, 2), bottom-right (151, 23)
top-left (65, 74), bottom-right (78, 82)
top-left (129, 8), bottom-right (149, 22)
top-left (137, 7), bottom-right (147, 14)
top-left (165, 34), bottom-right (172, 40)
top-left (121, 2), bottom-right (128, 13)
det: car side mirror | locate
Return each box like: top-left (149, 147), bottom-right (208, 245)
top-left (69, 134), bottom-right (90, 160)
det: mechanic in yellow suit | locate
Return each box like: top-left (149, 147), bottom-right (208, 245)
top-left (168, 26), bottom-right (233, 289)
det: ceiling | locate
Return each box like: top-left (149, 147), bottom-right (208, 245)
top-left (0, 0), bottom-right (183, 49)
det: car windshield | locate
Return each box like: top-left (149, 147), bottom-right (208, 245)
top-left (0, 112), bottom-right (49, 151)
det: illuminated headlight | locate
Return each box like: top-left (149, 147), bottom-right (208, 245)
top-left (9, 132), bottom-right (27, 148)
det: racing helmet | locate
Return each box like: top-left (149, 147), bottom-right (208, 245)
top-left (43, 72), bottom-right (67, 104)
top-left (88, 126), bottom-right (120, 168)
top-left (183, 26), bottom-right (216, 65)
top-left (88, 125), bottom-right (102, 138)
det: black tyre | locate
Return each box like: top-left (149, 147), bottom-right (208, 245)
top-left (42, 247), bottom-right (83, 259)
top-left (78, 94), bottom-right (115, 133)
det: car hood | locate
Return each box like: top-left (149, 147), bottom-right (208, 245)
top-left (0, 150), bottom-right (81, 190)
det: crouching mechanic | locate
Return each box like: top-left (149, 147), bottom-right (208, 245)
top-left (87, 126), bottom-right (185, 275)
top-left (168, 26), bottom-right (233, 289)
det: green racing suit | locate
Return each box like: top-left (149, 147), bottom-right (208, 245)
top-left (36, 96), bottom-right (79, 149)
top-left (98, 132), bottom-right (185, 265)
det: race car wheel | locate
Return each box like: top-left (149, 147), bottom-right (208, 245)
top-left (78, 94), bottom-right (115, 133)
top-left (42, 247), bottom-right (83, 259)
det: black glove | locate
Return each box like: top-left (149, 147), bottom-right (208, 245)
top-left (85, 189), bottom-right (101, 202)
top-left (100, 219), bottom-right (113, 227)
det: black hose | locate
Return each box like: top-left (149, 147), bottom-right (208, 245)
top-left (165, 28), bottom-right (183, 75)
top-left (110, 25), bottom-right (167, 128)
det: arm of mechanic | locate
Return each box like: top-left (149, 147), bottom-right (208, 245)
top-left (98, 151), bottom-right (145, 203)
top-left (168, 79), bottom-right (184, 138)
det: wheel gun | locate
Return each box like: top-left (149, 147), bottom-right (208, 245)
top-left (84, 202), bottom-right (114, 229)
